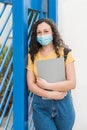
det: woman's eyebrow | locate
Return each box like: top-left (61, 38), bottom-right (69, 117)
top-left (37, 27), bottom-right (49, 30)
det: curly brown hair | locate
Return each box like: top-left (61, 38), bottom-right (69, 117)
top-left (29, 18), bottom-right (69, 63)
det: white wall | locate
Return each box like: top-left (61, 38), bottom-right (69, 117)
top-left (58, 0), bottom-right (87, 130)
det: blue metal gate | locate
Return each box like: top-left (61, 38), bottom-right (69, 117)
top-left (0, 0), bottom-right (13, 129)
top-left (0, 0), bottom-right (58, 129)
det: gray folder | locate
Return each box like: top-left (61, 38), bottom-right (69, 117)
top-left (36, 57), bottom-right (65, 83)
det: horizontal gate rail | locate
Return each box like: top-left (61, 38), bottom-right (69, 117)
top-left (28, 0), bottom-right (47, 12)
top-left (0, 0), bottom-right (12, 4)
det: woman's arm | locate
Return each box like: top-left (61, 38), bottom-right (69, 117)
top-left (37, 62), bottom-right (76, 91)
top-left (27, 70), bottom-right (67, 100)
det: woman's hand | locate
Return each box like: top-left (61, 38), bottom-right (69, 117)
top-left (48, 91), bottom-right (67, 100)
top-left (36, 77), bottom-right (49, 90)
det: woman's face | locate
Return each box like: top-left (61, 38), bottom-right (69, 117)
top-left (36, 22), bottom-right (52, 36)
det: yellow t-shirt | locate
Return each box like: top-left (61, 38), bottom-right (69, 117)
top-left (27, 48), bottom-right (75, 77)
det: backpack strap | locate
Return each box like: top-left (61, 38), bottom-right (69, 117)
top-left (64, 48), bottom-right (71, 61)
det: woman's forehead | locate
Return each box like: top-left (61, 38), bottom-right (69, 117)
top-left (37, 22), bottom-right (51, 30)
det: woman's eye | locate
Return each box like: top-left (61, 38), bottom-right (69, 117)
top-left (45, 31), bottom-right (49, 33)
top-left (37, 32), bottom-right (41, 34)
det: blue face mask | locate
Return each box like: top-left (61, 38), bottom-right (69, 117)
top-left (37, 34), bottom-right (53, 46)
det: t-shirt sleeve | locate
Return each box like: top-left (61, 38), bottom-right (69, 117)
top-left (65, 51), bottom-right (75, 65)
top-left (27, 54), bottom-right (34, 71)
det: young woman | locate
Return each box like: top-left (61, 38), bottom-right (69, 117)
top-left (27, 18), bottom-right (76, 130)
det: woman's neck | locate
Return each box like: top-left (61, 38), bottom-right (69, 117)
top-left (40, 43), bottom-right (54, 56)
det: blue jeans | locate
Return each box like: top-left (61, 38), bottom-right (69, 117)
top-left (32, 91), bottom-right (75, 130)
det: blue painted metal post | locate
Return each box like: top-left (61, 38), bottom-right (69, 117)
top-left (13, 0), bottom-right (28, 130)
top-left (48, 0), bottom-right (58, 24)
